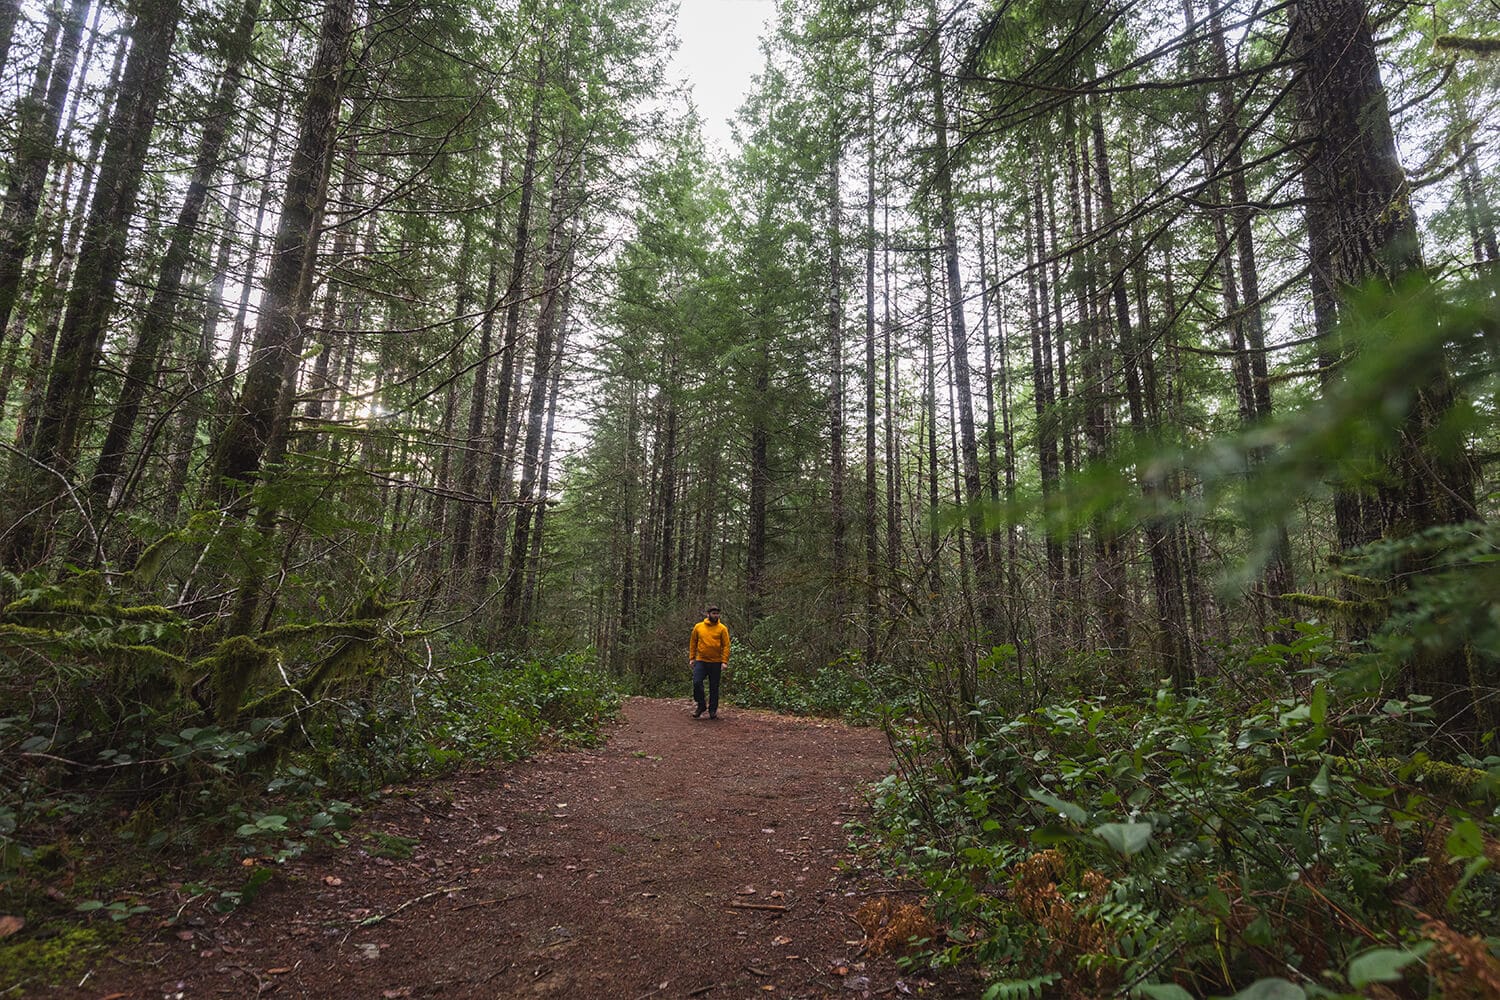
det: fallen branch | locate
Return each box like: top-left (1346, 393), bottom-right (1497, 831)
top-left (686, 984), bottom-right (716, 997)
top-left (358, 885), bottom-right (468, 927)
top-left (726, 902), bottom-right (789, 913)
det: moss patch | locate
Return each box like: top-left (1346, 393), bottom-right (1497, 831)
top-left (0, 923), bottom-right (115, 993)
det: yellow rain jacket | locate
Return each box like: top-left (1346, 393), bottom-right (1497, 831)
top-left (690, 619), bottom-right (730, 664)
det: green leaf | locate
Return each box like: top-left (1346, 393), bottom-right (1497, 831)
top-left (1219, 978), bottom-right (1305, 1000)
top-left (1030, 824), bottom-right (1078, 846)
top-left (1309, 761), bottom-right (1330, 797)
top-left (1348, 947), bottom-right (1427, 988)
top-left (1094, 821), bottom-right (1153, 855)
top-left (1028, 789), bottom-right (1087, 824)
top-left (1309, 683), bottom-right (1328, 725)
top-left (1138, 985), bottom-right (1194, 1000)
top-left (1446, 818), bottom-right (1484, 859)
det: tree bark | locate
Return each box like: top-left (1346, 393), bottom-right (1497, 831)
top-left (503, 141), bottom-right (578, 628)
top-left (0, 0), bottom-right (22, 78)
top-left (474, 49), bottom-right (546, 590)
top-left (207, 0), bottom-right (357, 495)
top-left (4, 0), bottom-right (183, 566)
top-left (928, 4), bottom-right (991, 622)
top-left (0, 0), bottom-right (91, 343)
top-left (1293, 0), bottom-right (1481, 726)
top-left (863, 24), bottom-right (879, 667)
top-left (826, 145), bottom-right (847, 644)
top-left (87, 0), bottom-right (261, 507)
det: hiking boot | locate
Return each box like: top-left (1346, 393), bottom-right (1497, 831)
top-left (693, 707), bottom-right (705, 718)
top-left (708, 712), bottom-right (718, 719)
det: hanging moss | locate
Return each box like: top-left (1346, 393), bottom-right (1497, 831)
top-left (198, 635), bottom-right (276, 724)
top-left (1278, 591), bottom-right (1388, 626)
top-left (130, 531), bottom-right (181, 586)
top-left (1436, 34), bottom-right (1500, 58)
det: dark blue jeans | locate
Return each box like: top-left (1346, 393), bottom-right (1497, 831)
top-left (691, 661), bottom-right (722, 714)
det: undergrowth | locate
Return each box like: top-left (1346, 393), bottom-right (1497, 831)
top-left (730, 643), bottom-right (903, 723)
top-left (0, 567), bottom-right (620, 993)
top-left (861, 632), bottom-right (1500, 999)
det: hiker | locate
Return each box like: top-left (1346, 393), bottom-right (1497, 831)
top-left (689, 605), bottom-right (730, 719)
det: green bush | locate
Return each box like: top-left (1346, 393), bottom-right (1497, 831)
top-left (731, 646), bottom-right (900, 722)
top-left (865, 652), bottom-right (1500, 998)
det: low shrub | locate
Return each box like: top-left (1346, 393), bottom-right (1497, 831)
top-left (864, 658), bottom-right (1500, 998)
top-left (730, 646), bottom-right (899, 722)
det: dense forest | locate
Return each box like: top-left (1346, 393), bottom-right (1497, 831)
top-left (1, 0), bottom-right (1498, 995)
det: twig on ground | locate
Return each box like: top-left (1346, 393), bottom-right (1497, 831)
top-left (358, 885), bottom-right (469, 927)
top-left (632, 982), bottom-right (670, 1000)
top-left (686, 984), bottom-right (715, 997)
top-left (726, 901), bottom-right (789, 913)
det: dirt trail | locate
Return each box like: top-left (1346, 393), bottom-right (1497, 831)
top-left (56, 698), bottom-right (979, 999)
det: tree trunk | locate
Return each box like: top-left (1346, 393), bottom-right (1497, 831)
top-left (4, 0), bottom-right (183, 566)
top-left (87, 0), bottom-right (260, 507)
top-left (826, 145), bottom-right (847, 644)
top-left (863, 28), bottom-right (879, 666)
top-left (0, 0), bottom-right (22, 78)
top-left (1024, 189), bottom-right (1064, 647)
top-left (0, 0), bottom-right (91, 343)
top-left (1086, 101), bottom-right (1128, 665)
top-left (474, 49), bottom-right (546, 590)
top-left (449, 195), bottom-right (507, 578)
top-left (746, 328), bottom-right (770, 620)
top-left (928, 5), bottom-right (991, 621)
top-left (1293, 0), bottom-right (1481, 726)
top-left (523, 277), bottom-right (574, 625)
top-left (8, 2), bottom-right (121, 444)
top-left (503, 141), bottom-right (577, 629)
top-left (207, 0), bottom-right (357, 495)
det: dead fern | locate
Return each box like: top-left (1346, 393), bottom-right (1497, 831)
top-left (1420, 914), bottom-right (1500, 999)
top-left (854, 896), bottom-right (938, 956)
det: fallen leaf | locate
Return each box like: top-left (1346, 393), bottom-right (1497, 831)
top-left (843, 974), bottom-right (870, 991)
top-left (760, 828), bottom-right (775, 834)
top-left (323, 876), bottom-right (343, 886)
top-left (769, 890), bottom-right (785, 899)
top-left (737, 886), bottom-right (758, 896)
top-left (771, 935), bottom-right (792, 946)
top-left (174, 930), bottom-right (194, 941)
top-left (356, 943), bottom-right (381, 960)
top-left (267, 967), bottom-right (293, 974)
top-left (0, 916), bottom-right (23, 938)
top-left (381, 989), bottom-right (412, 998)
top-left (99, 994), bottom-right (128, 1000)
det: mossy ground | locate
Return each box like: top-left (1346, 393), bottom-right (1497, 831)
top-left (0, 922), bottom-right (120, 994)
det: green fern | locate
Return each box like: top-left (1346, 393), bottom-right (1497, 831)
top-left (982, 972), bottom-right (1059, 999)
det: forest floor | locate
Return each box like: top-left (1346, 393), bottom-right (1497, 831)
top-left (35, 698), bottom-right (983, 999)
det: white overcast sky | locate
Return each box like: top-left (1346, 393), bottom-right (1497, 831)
top-left (669, 0), bottom-right (777, 153)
